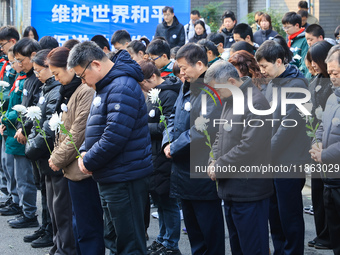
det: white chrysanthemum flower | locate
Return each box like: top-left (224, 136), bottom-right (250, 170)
top-left (12, 104), bottom-right (27, 114)
top-left (49, 112), bottom-right (64, 132)
top-left (315, 106), bottom-right (323, 120)
top-left (0, 81), bottom-right (10, 88)
top-left (184, 102), bottom-right (191, 112)
top-left (61, 103), bottom-right (68, 112)
top-left (39, 96), bottom-right (45, 104)
top-left (25, 106), bottom-right (42, 121)
top-left (315, 85), bottom-right (322, 93)
top-left (149, 109), bottom-right (155, 118)
top-left (195, 116), bottom-right (210, 132)
top-left (148, 88), bottom-right (161, 104)
top-left (93, 96), bottom-right (101, 107)
top-left (332, 117), bottom-right (340, 127)
top-left (0, 102), bottom-right (4, 108)
top-left (223, 122), bottom-right (232, 132)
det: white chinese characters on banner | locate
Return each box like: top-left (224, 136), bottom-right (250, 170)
top-left (51, 4), bottom-right (164, 24)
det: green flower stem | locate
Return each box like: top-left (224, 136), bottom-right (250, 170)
top-left (60, 124), bottom-right (83, 159)
top-left (203, 129), bottom-right (218, 190)
top-left (157, 99), bottom-right (171, 144)
top-left (35, 118), bottom-right (52, 155)
top-left (18, 113), bottom-right (29, 145)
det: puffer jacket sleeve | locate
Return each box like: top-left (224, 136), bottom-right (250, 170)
top-left (50, 87), bottom-right (94, 168)
top-left (26, 87), bottom-right (60, 160)
top-left (83, 78), bottom-right (141, 172)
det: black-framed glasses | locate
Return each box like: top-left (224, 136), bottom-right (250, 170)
top-left (33, 67), bottom-right (47, 77)
top-left (76, 60), bottom-right (93, 80)
top-left (149, 55), bottom-right (162, 61)
top-left (0, 41), bottom-right (9, 48)
top-left (15, 56), bottom-right (27, 65)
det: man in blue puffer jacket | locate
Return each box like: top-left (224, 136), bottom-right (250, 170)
top-left (68, 41), bottom-right (153, 255)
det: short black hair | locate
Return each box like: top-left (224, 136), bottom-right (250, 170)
top-left (306, 24), bottom-right (325, 39)
top-left (176, 43), bottom-right (208, 66)
top-left (334, 25), bottom-right (340, 38)
top-left (39, 36), bottom-right (59, 50)
top-left (222, 10), bottom-right (236, 22)
top-left (13, 37), bottom-right (42, 57)
top-left (63, 39), bottom-right (80, 50)
top-left (170, 46), bottom-right (180, 59)
top-left (0, 26), bottom-right (20, 41)
top-left (111, 30), bottom-right (131, 45)
top-left (146, 39), bottom-right (170, 59)
top-left (207, 33), bottom-right (225, 47)
top-left (298, 1), bottom-right (308, 9)
top-left (127, 37), bottom-right (150, 54)
top-left (162, 6), bottom-right (174, 14)
top-left (233, 23), bottom-right (253, 42)
top-left (272, 35), bottom-right (293, 64)
top-left (282, 12), bottom-right (302, 27)
top-left (297, 9), bottom-right (308, 18)
top-left (191, 10), bottom-right (200, 16)
top-left (23, 26), bottom-right (39, 41)
top-left (255, 40), bottom-right (285, 64)
top-left (197, 39), bottom-right (219, 57)
top-left (31, 49), bottom-right (51, 67)
top-left (91, 35), bottom-right (110, 51)
top-left (230, 41), bottom-right (254, 55)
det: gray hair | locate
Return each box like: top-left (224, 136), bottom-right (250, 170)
top-left (67, 40), bottom-right (107, 69)
top-left (204, 60), bottom-right (240, 84)
top-left (325, 45), bottom-right (340, 65)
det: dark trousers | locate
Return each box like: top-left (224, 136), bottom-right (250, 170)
top-left (68, 177), bottom-right (105, 255)
top-left (224, 198), bottom-right (270, 255)
top-left (269, 178), bottom-right (305, 255)
top-left (46, 174), bottom-right (76, 255)
top-left (181, 199), bottom-right (225, 255)
top-left (311, 174), bottom-right (331, 246)
top-left (323, 187), bottom-right (340, 255)
top-left (98, 177), bottom-right (149, 255)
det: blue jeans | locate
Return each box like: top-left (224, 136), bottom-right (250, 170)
top-left (98, 177), bottom-right (149, 255)
top-left (1, 136), bottom-right (18, 203)
top-left (152, 194), bottom-right (180, 250)
top-left (269, 178), bottom-right (305, 255)
top-left (224, 198), bottom-right (270, 255)
top-left (14, 155), bottom-right (37, 218)
top-left (68, 177), bottom-right (105, 255)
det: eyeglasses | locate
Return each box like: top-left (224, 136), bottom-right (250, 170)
top-left (15, 56), bottom-right (27, 65)
top-left (76, 60), bottom-right (93, 80)
top-left (9, 61), bottom-right (15, 66)
top-left (0, 41), bottom-right (9, 48)
top-left (282, 25), bottom-right (293, 30)
top-left (33, 67), bottom-right (47, 77)
top-left (149, 55), bottom-right (162, 61)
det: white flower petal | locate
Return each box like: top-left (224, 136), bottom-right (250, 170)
top-left (49, 112), bottom-right (64, 132)
top-left (315, 106), bottom-right (323, 120)
top-left (39, 96), bottom-right (45, 105)
top-left (0, 81), bottom-right (10, 88)
top-left (12, 105), bottom-right (27, 114)
top-left (147, 88), bottom-right (161, 104)
top-left (23, 89), bottom-right (28, 96)
top-left (25, 106), bottom-right (42, 121)
top-left (332, 118), bottom-right (340, 127)
top-left (315, 85), bottom-right (322, 93)
top-left (195, 116), bottom-right (210, 132)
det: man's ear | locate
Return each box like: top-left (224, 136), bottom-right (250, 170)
top-left (91, 60), bottom-right (101, 71)
top-left (275, 58), bottom-right (283, 67)
top-left (30, 52), bottom-right (37, 58)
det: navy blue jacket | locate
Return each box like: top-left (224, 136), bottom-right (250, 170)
top-left (162, 72), bottom-right (223, 200)
top-left (81, 50), bottom-right (153, 183)
top-left (265, 64), bottom-right (310, 173)
top-left (253, 29), bottom-right (278, 46)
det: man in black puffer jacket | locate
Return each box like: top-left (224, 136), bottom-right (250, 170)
top-left (205, 61), bottom-right (273, 255)
top-left (154, 6), bottom-right (185, 49)
top-left (68, 41), bottom-right (153, 255)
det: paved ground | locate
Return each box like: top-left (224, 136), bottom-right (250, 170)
top-left (0, 185), bottom-right (334, 255)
